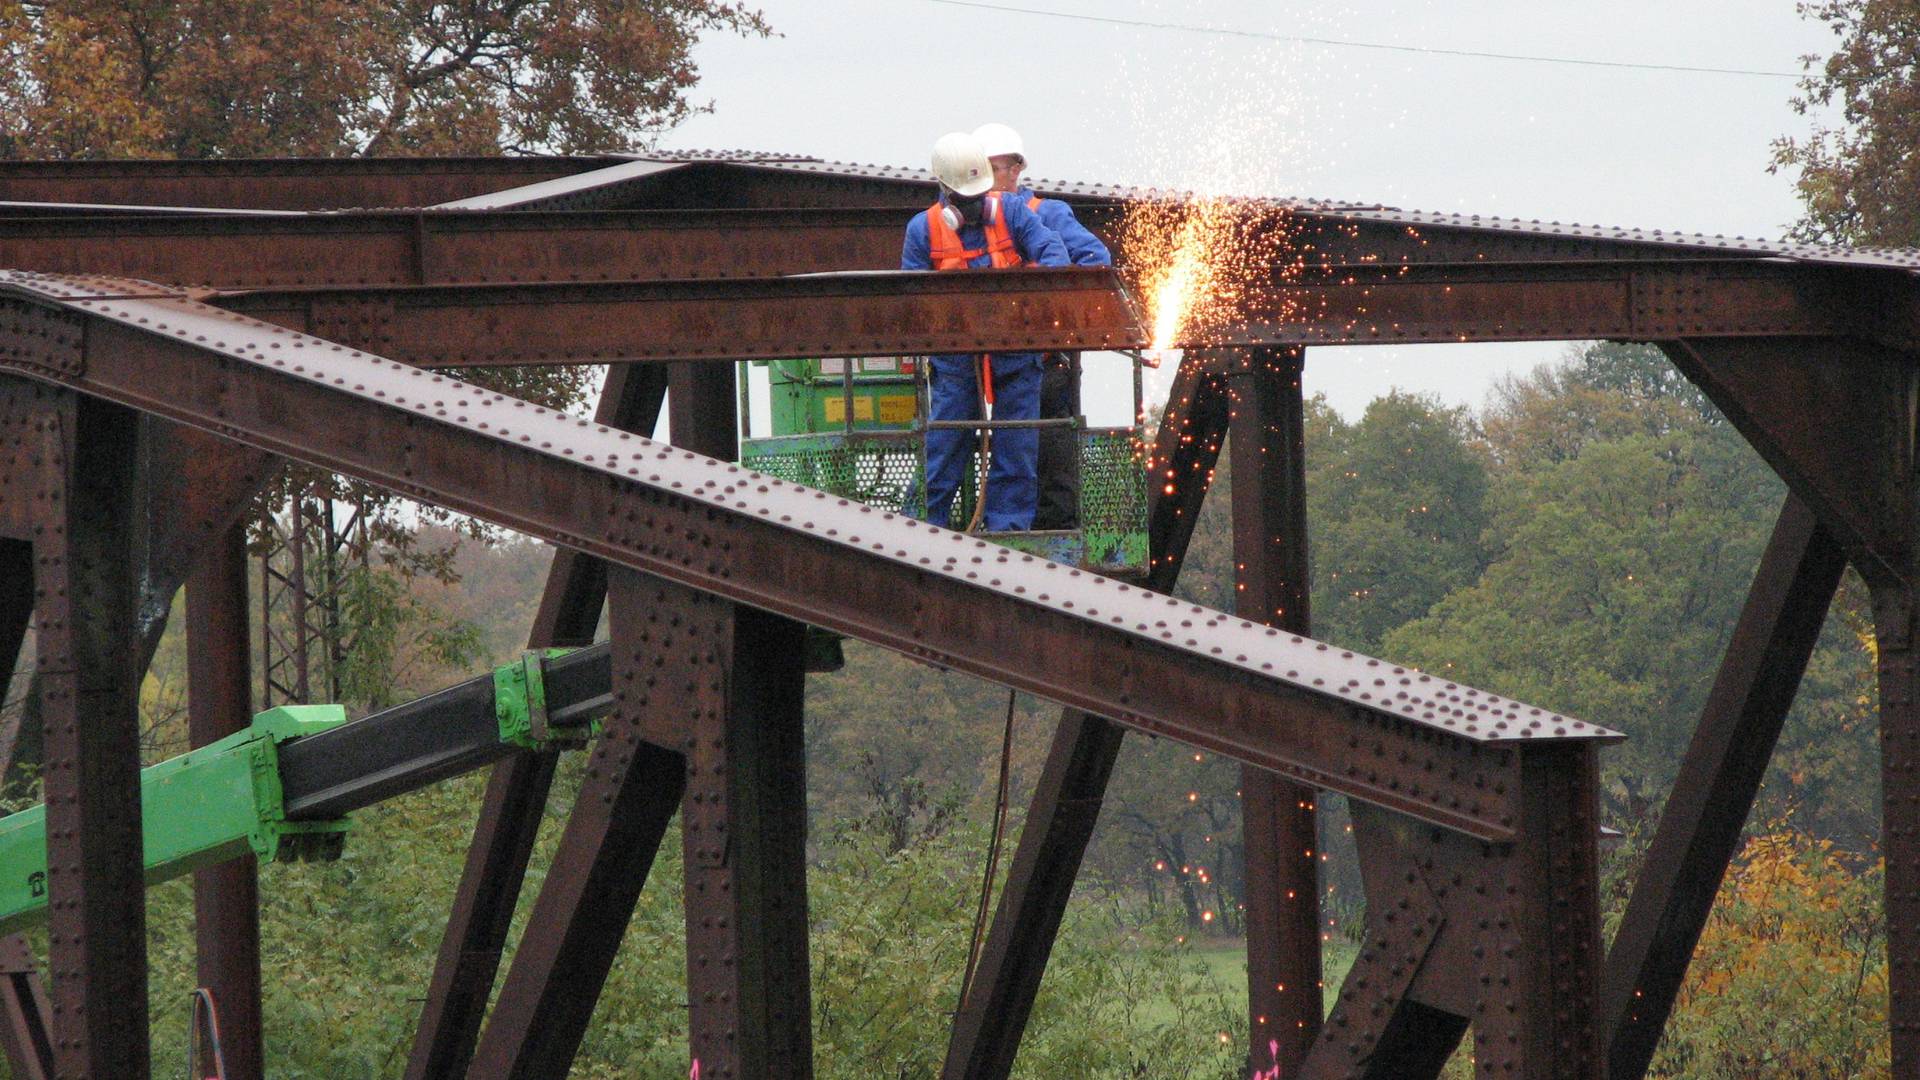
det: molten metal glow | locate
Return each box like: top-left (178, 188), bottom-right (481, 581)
top-left (1153, 204), bottom-right (1225, 351)
top-left (1120, 193), bottom-right (1305, 364)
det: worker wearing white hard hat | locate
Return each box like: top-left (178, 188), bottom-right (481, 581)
top-left (973, 122), bottom-right (1113, 530)
top-left (902, 131), bottom-right (1070, 531)
top-left (972, 123), bottom-right (1112, 267)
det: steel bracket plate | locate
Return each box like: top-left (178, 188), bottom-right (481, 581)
top-left (0, 299), bottom-right (82, 380)
top-left (494, 649), bottom-right (593, 750)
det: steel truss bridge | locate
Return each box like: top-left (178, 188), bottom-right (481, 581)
top-left (0, 151), bottom-right (1912, 1079)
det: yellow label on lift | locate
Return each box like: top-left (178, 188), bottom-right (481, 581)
top-left (823, 397), bottom-right (875, 423)
top-left (878, 396), bottom-right (917, 424)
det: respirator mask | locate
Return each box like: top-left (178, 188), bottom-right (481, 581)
top-left (940, 190), bottom-right (997, 231)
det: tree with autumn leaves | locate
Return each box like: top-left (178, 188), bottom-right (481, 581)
top-left (0, 4), bottom-right (777, 799)
top-left (1773, 0), bottom-right (1920, 247)
top-left (0, 0), bottom-right (771, 159)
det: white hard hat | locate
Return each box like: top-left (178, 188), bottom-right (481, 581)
top-left (931, 131), bottom-right (994, 197)
top-left (972, 122), bottom-right (1026, 164)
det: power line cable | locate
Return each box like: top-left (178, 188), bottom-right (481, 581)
top-left (925, 0), bottom-right (1806, 79)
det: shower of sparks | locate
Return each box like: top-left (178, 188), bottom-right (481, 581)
top-left (1119, 193), bottom-right (1306, 359)
top-left (1100, 2), bottom-right (1358, 387)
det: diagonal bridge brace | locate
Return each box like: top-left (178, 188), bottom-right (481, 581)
top-left (1295, 750), bottom-right (1604, 1080)
top-left (0, 270), bottom-right (1617, 840)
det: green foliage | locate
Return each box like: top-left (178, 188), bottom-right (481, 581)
top-left (1479, 342), bottom-right (1713, 472)
top-left (1387, 347), bottom-right (1792, 811)
top-left (123, 759), bottom-right (1245, 1079)
top-left (812, 818), bottom-right (1244, 1079)
top-left (334, 564), bottom-right (487, 712)
top-left (1306, 391), bottom-right (1489, 653)
top-left (1389, 425), bottom-right (1774, 788)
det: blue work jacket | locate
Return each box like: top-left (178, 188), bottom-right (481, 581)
top-left (901, 193), bottom-right (1070, 270)
top-left (1016, 187), bottom-right (1112, 267)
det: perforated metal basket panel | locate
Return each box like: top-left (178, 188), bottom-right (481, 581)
top-left (741, 432), bottom-right (929, 518)
top-left (1080, 428), bottom-right (1148, 534)
top-left (739, 427), bottom-right (1148, 547)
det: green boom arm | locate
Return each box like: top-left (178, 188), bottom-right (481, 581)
top-left (0, 705), bottom-right (353, 937)
top-left (0, 646), bottom-right (596, 937)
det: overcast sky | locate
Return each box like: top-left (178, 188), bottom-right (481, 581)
top-left (662, 1), bottom-right (1837, 420)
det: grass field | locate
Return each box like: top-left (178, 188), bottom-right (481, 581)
top-left (1158, 939), bottom-right (1474, 1077)
top-left (1138, 935), bottom-right (1359, 1027)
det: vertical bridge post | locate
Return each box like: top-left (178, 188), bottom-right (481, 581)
top-left (1228, 346), bottom-right (1324, 1073)
top-left (671, 361), bottom-right (815, 1079)
top-left (188, 519), bottom-right (265, 1080)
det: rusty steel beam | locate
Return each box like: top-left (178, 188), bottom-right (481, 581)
top-left (1302, 745), bottom-right (1605, 1080)
top-left (205, 268), bottom-right (1148, 365)
top-left (704, 158), bottom-right (1919, 272)
top-left (0, 936), bottom-right (50, 1080)
top-left (4, 201), bottom-right (1911, 352)
top-left (4, 383), bottom-right (152, 1077)
top-left (673, 360), bottom-right (815, 1078)
top-left (1228, 346), bottom-right (1322, 1075)
top-left (1602, 496), bottom-right (1845, 1080)
top-left (0, 201), bottom-right (306, 218)
top-left (943, 357), bottom-right (1233, 1080)
top-left (430, 159), bottom-right (690, 211)
top-left (679, 603), bottom-right (814, 1079)
top-left (0, 539), bottom-right (31, 761)
top-left (8, 191), bottom-right (1911, 352)
top-left (0, 540), bottom-right (50, 1080)
top-left (0, 277), bottom-right (1618, 841)
top-left (1662, 335), bottom-right (1920, 1075)
top-left (3, 417), bottom-right (278, 800)
top-left (1661, 338), bottom-right (1915, 592)
top-left (0, 156), bottom-right (636, 211)
top-left (14, 254), bottom-right (1895, 366)
top-left (1873, 587), bottom-right (1920, 1077)
top-left (666, 360), bottom-right (815, 1077)
top-left (0, 206), bottom-right (908, 288)
top-left (1251, 259), bottom-right (1911, 349)
top-left (404, 756), bottom-right (561, 1080)
top-left (199, 259), bottom-right (1919, 362)
top-left (187, 520), bottom-right (265, 1080)
top-left (405, 363), bottom-right (667, 1080)
top-left (631, 158), bottom-right (1920, 280)
top-left (465, 569), bottom-right (691, 1079)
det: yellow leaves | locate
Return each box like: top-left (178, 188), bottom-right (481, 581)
top-left (1660, 830), bottom-right (1889, 1076)
top-left (0, 6), bottom-right (166, 158)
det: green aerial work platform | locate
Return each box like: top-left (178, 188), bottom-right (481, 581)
top-left (737, 353), bottom-right (1152, 576)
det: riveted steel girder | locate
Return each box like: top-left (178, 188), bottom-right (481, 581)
top-left (1661, 337), bottom-right (1919, 590)
top-left (1263, 259), bottom-right (1917, 350)
top-left (204, 261), bottom-right (1920, 364)
top-left (0, 207), bottom-right (909, 288)
top-left (0, 273), bottom-right (1616, 840)
top-left (206, 269), bottom-right (1147, 364)
top-left (5, 216), bottom-right (1909, 352)
top-left (0, 157), bottom-right (641, 211)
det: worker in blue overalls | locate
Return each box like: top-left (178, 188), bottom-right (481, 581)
top-left (974, 122), bottom-right (1113, 530)
top-left (902, 131), bottom-right (1069, 531)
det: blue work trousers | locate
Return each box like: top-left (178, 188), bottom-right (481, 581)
top-left (924, 352), bottom-right (1041, 531)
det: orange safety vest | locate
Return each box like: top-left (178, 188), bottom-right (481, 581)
top-left (926, 194), bottom-right (1024, 270)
